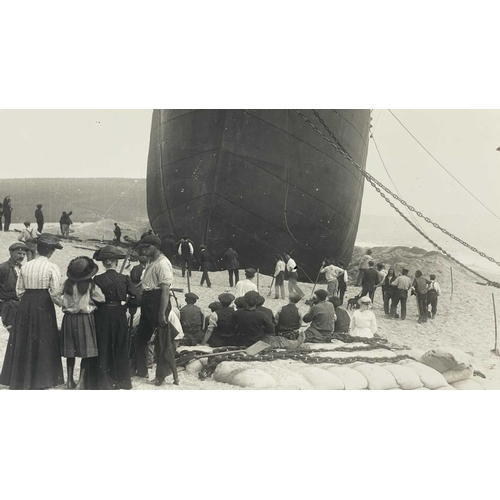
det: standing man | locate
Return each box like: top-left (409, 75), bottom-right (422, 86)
top-left (35, 204), bottom-right (44, 233)
top-left (336, 260), bottom-right (348, 304)
top-left (223, 246), bottom-right (239, 287)
top-left (285, 253), bottom-right (305, 298)
top-left (235, 268), bottom-right (258, 298)
top-left (0, 242), bottom-right (28, 331)
top-left (356, 249), bottom-right (373, 286)
top-left (360, 261), bottom-right (380, 302)
top-left (3, 196), bottom-right (13, 232)
top-left (60, 211), bottom-right (73, 236)
top-left (319, 258), bottom-right (344, 298)
top-left (18, 222), bottom-right (39, 261)
top-left (427, 274), bottom-right (441, 319)
top-left (273, 254), bottom-right (286, 299)
top-left (412, 270), bottom-right (428, 324)
top-left (134, 234), bottom-right (178, 386)
top-left (160, 233), bottom-right (177, 262)
top-left (199, 244), bottom-right (212, 288)
top-left (390, 268), bottom-right (413, 320)
top-left (114, 223), bottom-right (122, 243)
top-left (177, 235), bottom-right (194, 278)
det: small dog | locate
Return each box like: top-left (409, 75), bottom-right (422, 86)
top-left (347, 294), bottom-right (361, 310)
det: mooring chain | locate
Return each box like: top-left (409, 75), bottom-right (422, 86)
top-left (294, 110), bottom-right (500, 283)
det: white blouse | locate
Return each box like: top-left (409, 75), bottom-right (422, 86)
top-left (350, 309), bottom-right (378, 338)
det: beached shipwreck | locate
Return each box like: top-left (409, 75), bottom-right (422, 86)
top-left (146, 110), bottom-right (370, 278)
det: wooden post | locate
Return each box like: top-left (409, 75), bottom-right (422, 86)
top-left (257, 268), bottom-right (260, 292)
top-left (493, 293), bottom-right (498, 350)
top-left (186, 270), bottom-right (191, 293)
top-left (450, 266), bottom-right (453, 300)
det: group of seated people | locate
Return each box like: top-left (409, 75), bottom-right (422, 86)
top-left (176, 286), bottom-right (376, 349)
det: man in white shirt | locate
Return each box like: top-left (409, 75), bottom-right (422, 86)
top-left (177, 235), bottom-right (194, 278)
top-left (427, 274), bottom-right (441, 319)
top-left (319, 258), bottom-right (344, 298)
top-left (284, 253), bottom-right (305, 298)
top-left (235, 268), bottom-right (258, 298)
top-left (356, 249), bottom-right (373, 286)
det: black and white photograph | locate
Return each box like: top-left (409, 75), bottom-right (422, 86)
top-left (2, 2), bottom-right (499, 499)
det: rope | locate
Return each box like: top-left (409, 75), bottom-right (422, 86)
top-left (387, 109), bottom-right (500, 224)
top-left (295, 110), bottom-right (500, 286)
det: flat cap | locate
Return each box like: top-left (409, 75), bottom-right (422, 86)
top-left (245, 268), bottom-right (257, 276)
top-left (9, 242), bottom-right (29, 252)
top-left (218, 292), bottom-right (235, 303)
top-left (185, 292), bottom-right (199, 300)
top-left (93, 245), bottom-right (126, 261)
top-left (314, 289), bottom-right (328, 301)
top-left (137, 234), bottom-right (162, 247)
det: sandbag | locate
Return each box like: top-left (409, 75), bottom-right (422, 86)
top-left (278, 372), bottom-right (313, 390)
top-left (419, 348), bottom-right (473, 373)
top-left (327, 367), bottom-right (368, 390)
top-left (231, 369), bottom-right (277, 389)
top-left (185, 359), bottom-right (204, 374)
top-left (477, 378), bottom-right (500, 390)
top-left (383, 364), bottom-right (424, 390)
top-left (451, 379), bottom-right (484, 390)
top-left (352, 363), bottom-right (398, 390)
top-left (442, 366), bottom-right (474, 385)
top-left (298, 367), bottom-right (345, 390)
top-left (400, 361), bottom-right (448, 389)
top-left (213, 362), bottom-right (247, 384)
top-left (435, 386), bottom-right (456, 390)
top-left (413, 387), bottom-right (431, 390)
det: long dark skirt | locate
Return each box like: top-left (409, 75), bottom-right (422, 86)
top-left (88, 304), bottom-right (131, 390)
top-left (61, 312), bottom-right (98, 358)
top-left (0, 290), bottom-right (64, 390)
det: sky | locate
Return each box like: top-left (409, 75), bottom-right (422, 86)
top-left (1, 109), bottom-right (500, 225)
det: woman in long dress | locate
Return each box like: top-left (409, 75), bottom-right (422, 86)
top-left (0, 233), bottom-right (64, 389)
top-left (350, 296), bottom-right (378, 338)
top-left (89, 245), bottom-right (138, 390)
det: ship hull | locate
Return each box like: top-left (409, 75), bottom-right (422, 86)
top-left (147, 109), bottom-right (370, 279)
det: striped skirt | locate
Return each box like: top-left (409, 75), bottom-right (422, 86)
top-left (61, 312), bottom-right (98, 358)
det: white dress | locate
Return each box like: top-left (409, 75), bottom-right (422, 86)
top-left (350, 309), bottom-right (378, 338)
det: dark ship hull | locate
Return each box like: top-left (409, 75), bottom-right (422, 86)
top-left (146, 110), bottom-right (370, 279)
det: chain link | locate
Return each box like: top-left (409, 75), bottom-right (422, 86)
top-left (294, 110), bottom-right (500, 285)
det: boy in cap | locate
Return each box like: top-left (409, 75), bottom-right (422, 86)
top-left (0, 242), bottom-right (28, 330)
top-left (235, 268), bottom-right (258, 298)
top-left (234, 297), bottom-right (247, 310)
top-left (113, 223), bottom-right (122, 244)
top-left (226, 290), bottom-right (275, 347)
top-left (303, 289), bottom-right (336, 343)
top-left (134, 234), bottom-right (178, 385)
top-left (180, 292), bottom-right (205, 345)
top-left (274, 291), bottom-right (303, 339)
top-left (201, 293), bottom-right (236, 346)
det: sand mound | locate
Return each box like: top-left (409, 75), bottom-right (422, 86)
top-left (76, 218), bottom-right (150, 241)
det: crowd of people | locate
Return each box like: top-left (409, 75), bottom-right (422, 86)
top-left (0, 221), bottom-right (444, 390)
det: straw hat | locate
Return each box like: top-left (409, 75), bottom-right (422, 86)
top-left (67, 256), bottom-right (98, 282)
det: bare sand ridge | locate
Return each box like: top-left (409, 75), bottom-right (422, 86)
top-left (1, 223), bottom-right (499, 389)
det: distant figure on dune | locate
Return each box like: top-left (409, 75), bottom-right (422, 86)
top-left (3, 196), bottom-right (13, 232)
top-left (60, 211), bottom-right (73, 236)
top-left (35, 204), bottom-right (44, 233)
top-left (356, 249), bottom-right (372, 286)
top-left (113, 223), bottom-right (122, 243)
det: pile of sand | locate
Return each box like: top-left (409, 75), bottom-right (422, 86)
top-left (75, 218), bottom-right (150, 242)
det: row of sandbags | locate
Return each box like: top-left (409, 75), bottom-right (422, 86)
top-left (206, 357), bottom-right (500, 390)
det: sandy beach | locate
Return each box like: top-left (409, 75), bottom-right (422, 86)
top-left (1, 221), bottom-right (499, 390)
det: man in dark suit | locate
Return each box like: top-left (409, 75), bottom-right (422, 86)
top-left (360, 261), bottom-right (380, 302)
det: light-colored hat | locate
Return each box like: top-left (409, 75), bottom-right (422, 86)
top-left (358, 296), bottom-right (372, 305)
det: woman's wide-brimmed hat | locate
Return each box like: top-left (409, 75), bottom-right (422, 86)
top-left (34, 233), bottom-right (63, 249)
top-left (93, 245), bottom-right (126, 261)
top-left (67, 256), bottom-right (99, 282)
top-left (358, 296), bottom-right (372, 305)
